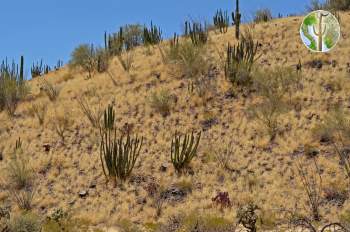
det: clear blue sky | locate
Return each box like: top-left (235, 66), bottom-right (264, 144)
top-left (0, 0), bottom-right (314, 78)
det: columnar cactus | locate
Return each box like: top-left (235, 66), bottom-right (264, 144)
top-left (99, 105), bottom-right (144, 187)
top-left (232, 0), bottom-right (241, 39)
top-left (214, 9), bottom-right (230, 33)
top-left (143, 21), bottom-right (162, 46)
top-left (170, 131), bottom-right (201, 173)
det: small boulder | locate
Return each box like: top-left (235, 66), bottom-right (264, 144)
top-left (79, 190), bottom-right (88, 198)
top-left (160, 163), bottom-right (168, 172)
top-left (43, 144), bottom-right (51, 152)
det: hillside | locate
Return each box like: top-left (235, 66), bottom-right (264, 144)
top-left (1, 12), bottom-right (350, 231)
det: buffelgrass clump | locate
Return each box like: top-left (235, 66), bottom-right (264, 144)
top-left (253, 67), bottom-right (302, 104)
top-left (215, 141), bottom-right (235, 171)
top-left (253, 9), bottom-right (273, 23)
top-left (7, 138), bottom-right (33, 190)
top-left (225, 30), bottom-right (260, 88)
top-left (143, 21), bottom-right (162, 46)
top-left (5, 138), bottom-right (37, 211)
top-left (247, 97), bottom-right (286, 141)
top-left (28, 101), bottom-right (47, 126)
top-left (171, 131), bottom-right (201, 174)
top-left (213, 9), bottom-right (230, 33)
top-left (40, 79), bottom-right (60, 102)
top-left (76, 95), bottom-right (102, 129)
top-left (7, 213), bottom-right (42, 232)
top-left (184, 21), bottom-right (209, 46)
top-left (99, 105), bottom-right (144, 187)
top-left (312, 106), bottom-right (350, 185)
top-left (0, 57), bottom-right (28, 116)
top-left (117, 51), bottom-right (135, 73)
top-left (248, 67), bottom-right (301, 140)
top-left (149, 90), bottom-right (173, 117)
top-left (51, 108), bottom-right (73, 143)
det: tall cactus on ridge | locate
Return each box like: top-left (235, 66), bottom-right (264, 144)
top-left (232, 0), bottom-right (241, 39)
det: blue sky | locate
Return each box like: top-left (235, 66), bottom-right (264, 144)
top-left (0, 0), bottom-right (315, 77)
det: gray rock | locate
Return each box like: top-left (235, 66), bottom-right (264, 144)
top-left (78, 190), bottom-right (88, 198)
top-left (159, 163), bottom-right (168, 172)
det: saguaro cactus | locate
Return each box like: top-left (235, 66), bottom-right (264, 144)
top-left (313, 11), bottom-right (329, 52)
top-left (232, 0), bottom-right (241, 39)
top-left (19, 56), bottom-right (24, 82)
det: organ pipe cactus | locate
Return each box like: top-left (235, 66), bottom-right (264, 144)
top-left (225, 32), bottom-right (259, 86)
top-left (170, 131), bottom-right (201, 173)
top-left (214, 9), bottom-right (230, 33)
top-left (99, 105), bottom-right (143, 187)
top-left (143, 21), bottom-right (162, 46)
top-left (184, 21), bottom-right (208, 46)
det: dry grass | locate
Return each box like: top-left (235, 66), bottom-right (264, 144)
top-left (1, 12), bottom-right (350, 231)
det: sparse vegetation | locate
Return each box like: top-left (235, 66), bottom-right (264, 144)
top-left (149, 90), bottom-right (173, 117)
top-left (170, 131), bottom-right (201, 174)
top-left (117, 51), bottom-right (135, 73)
top-left (29, 101), bottom-right (47, 125)
top-left (254, 9), bottom-right (273, 23)
top-left (41, 79), bottom-right (60, 101)
top-left (296, 158), bottom-right (323, 221)
top-left (77, 95), bottom-right (102, 128)
top-left (52, 108), bottom-right (72, 143)
top-left (0, 57), bottom-right (28, 116)
top-left (7, 213), bottom-right (42, 232)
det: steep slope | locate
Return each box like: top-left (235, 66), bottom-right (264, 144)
top-left (1, 13), bottom-right (350, 231)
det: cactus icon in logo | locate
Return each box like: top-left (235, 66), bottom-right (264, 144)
top-left (300, 10), bottom-right (340, 52)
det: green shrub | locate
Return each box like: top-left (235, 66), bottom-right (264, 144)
top-left (69, 44), bottom-right (97, 78)
top-left (254, 9), bottom-right (273, 23)
top-left (7, 213), bottom-right (42, 232)
top-left (248, 98), bottom-right (286, 141)
top-left (149, 90), bottom-right (172, 117)
top-left (0, 58), bottom-right (28, 116)
top-left (171, 131), bottom-right (201, 174)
